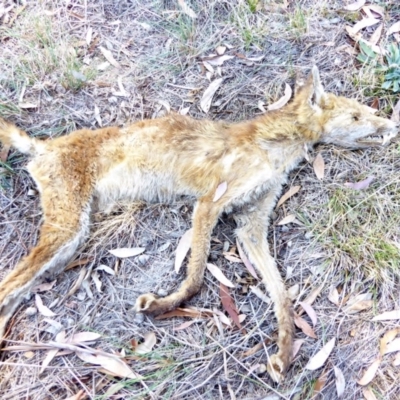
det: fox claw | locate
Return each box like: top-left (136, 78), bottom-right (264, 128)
top-left (266, 353), bottom-right (287, 383)
top-left (135, 293), bottom-right (159, 313)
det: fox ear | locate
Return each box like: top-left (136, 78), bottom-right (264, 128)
top-left (310, 66), bottom-right (325, 106)
top-left (296, 66), bottom-right (326, 109)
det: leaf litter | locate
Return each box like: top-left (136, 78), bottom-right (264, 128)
top-left (206, 263), bottom-right (235, 287)
top-left (306, 338), bottom-right (335, 370)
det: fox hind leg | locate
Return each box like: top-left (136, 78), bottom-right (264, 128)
top-left (0, 197), bottom-right (91, 339)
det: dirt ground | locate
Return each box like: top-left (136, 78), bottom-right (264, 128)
top-left (0, 0), bottom-right (400, 399)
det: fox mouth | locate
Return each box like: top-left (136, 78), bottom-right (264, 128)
top-left (357, 131), bottom-right (398, 146)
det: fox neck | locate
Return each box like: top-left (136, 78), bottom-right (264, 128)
top-left (253, 105), bottom-right (323, 145)
top-left (250, 106), bottom-right (323, 174)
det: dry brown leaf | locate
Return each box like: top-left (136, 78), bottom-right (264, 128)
top-left (357, 358), bottom-right (381, 385)
top-left (345, 176), bottom-right (374, 190)
top-left (313, 153), bottom-right (325, 180)
top-left (69, 332), bottom-right (101, 344)
top-left (55, 330), bottom-right (66, 343)
top-left (345, 26), bottom-right (362, 41)
top-left (236, 239), bottom-right (259, 279)
top-left (220, 283), bottom-right (243, 332)
top-left (391, 99), bottom-right (400, 123)
top-left (178, 0), bottom-right (197, 18)
top-left (155, 307), bottom-right (212, 320)
top-left (249, 285), bottom-right (270, 303)
top-left (312, 369), bottom-right (329, 396)
top-left (173, 320), bottom-right (196, 331)
top-left (241, 338), bottom-right (270, 358)
top-left (373, 309), bottom-right (400, 321)
top-left (382, 338), bottom-right (400, 355)
top-left (301, 284), bottom-right (324, 309)
top-left (204, 55), bottom-right (234, 66)
top-left (276, 185), bottom-right (301, 208)
top-left (370, 97), bottom-right (379, 110)
top-left (18, 102), bottom-right (37, 109)
top-left (179, 106), bottom-right (191, 115)
top-left (65, 257), bottom-right (93, 271)
top-left (288, 284), bottom-right (299, 300)
top-left (344, 0), bottom-right (365, 11)
top-left (94, 104), bottom-right (102, 127)
top-left (33, 280), bottom-right (57, 293)
top-left (135, 332), bottom-right (157, 355)
top-left (362, 387), bottom-right (378, 400)
top-left (85, 27), bottom-right (93, 46)
top-left (0, 144), bottom-right (10, 162)
top-left (292, 339), bottom-right (305, 360)
top-left (108, 247), bottom-right (145, 258)
top-left (35, 294), bottom-right (56, 317)
top-left (334, 366), bottom-right (346, 397)
top-left (96, 264), bottom-right (115, 275)
top-left (369, 24), bottom-right (383, 45)
top-left (294, 315), bottom-right (317, 339)
top-left (247, 54), bottom-right (265, 62)
top-left (213, 308), bottom-right (232, 327)
top-left (299, 301), bottom-right (317, 327)
top-left (306, 338), bottom-right (335, 370)
top-left (213, 181), bottom-right (227, 202)
top-left (215, 46), bottom-right (226, 55)
top-left (207, 263), bottom-right (235, 288)
top-left (223, 253), bottom-right (242, 263)
top-left (328, 287), bottom-right (340, 306)
top-left (97, 354), bottom-right (140, 379)
top-left (200, 78), bottom-right (223, 113)
top-left (175, 228), bottom-right (193, 273)
top-left (267, 83), bottom-right (292, 111)
top-left (380, 329), bottom-right (400, 355)
top-left (99, 46), bottom-right (120, 68)
top-left (344, 299), bottom-right (373, 314)
top-left (367, 4), bottom-right (385, 18)
top-left (23, 351), bottom-right (35, 359)
top-left (351, 18), bottom-right (380, 35)
top-left (67, 267), bottom-right (87, 297)
top-left (388, 21), bottom-right (400, 36)
top-left (277, 214), bottom-right (296, 225)
top-left (91, 271), bottom-right (102, 293)
top-left (40, 348), bottom-right (59, 374)
top-left (393, 353), bottom-right (400, 367)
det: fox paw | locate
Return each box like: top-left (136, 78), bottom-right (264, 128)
top-left (266, 354), bottom-right (286, 383)
top-left (135, 293), bottom-right (159, 314)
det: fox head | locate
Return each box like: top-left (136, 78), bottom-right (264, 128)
top-left (293, 66), bottom-right (398, 148)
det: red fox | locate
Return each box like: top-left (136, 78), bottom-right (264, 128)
top-left (0, 66), bottom-right (397, 381)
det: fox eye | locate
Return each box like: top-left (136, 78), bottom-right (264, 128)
top-left (352, 114), bottom-right (359, 121)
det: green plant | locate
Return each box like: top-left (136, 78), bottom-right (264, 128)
top-left (380, 43), bottom-right (400, 92)
top-left (247, 0), bottom-right (259, 13)
top-left (357, 41), bottom-right (400, 93)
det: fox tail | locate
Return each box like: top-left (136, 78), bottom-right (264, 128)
top-left (0, 117), bottom-right (40, 155)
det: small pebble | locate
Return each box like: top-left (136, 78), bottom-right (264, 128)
top-left (137, 254), bottom-right (150, 266)
top-left (25, 307), bottom-right (37, 316)
top-left (134, 313), bottom-right (145, 325)
top-left (157, 288), bottom-right (168, 297)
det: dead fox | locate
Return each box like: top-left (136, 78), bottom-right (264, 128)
top-left (0, 67), bottom-right (397, 382)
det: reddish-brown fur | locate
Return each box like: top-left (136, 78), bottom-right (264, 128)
top-left (0, 67), bottom-right (397, 381)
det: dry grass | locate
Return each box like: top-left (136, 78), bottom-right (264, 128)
top-left (0, 0), bottom-right (400, 399)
